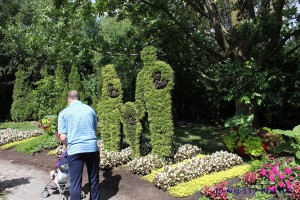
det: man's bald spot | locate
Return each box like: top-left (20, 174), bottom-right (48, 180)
top-left (68, 90), bottom-right (80, 100)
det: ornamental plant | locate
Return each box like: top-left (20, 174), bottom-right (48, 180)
top-left (201, 181), bottom-right (228, 200)
top-left (242, 171), bottom-right (258, 185)
top-left (39, 115), bottom-right (58, 135)
top-left (97, 64), bottom-right (123, 152)
top-left (223, 114), bottom-right (264, 157)
top-left (254, 155), bottom-right (300, 195)
top-left (136, 46), bottom-right (175, 158)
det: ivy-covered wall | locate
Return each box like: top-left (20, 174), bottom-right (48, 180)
top-left (137, 46), bottom-right (175, 158)
top-left (120, 102), bottom-right (142, 158)
top-left (97, 64), bottom-right (123, 152)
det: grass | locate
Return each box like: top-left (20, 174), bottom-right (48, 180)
top-left (174, 124), bottom-right (227, 154)
top-left (0, 192), bottom-right (5, 200)
top-left (0, 121), bottom-right (41, 132)
top-left (13, 134), bottom-right (58, 154)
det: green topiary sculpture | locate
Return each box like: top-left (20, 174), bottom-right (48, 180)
top-left (120, 102), bottom-right (142, 158)
top-left (137, 46), bottom-right (175, 158)
top-left (97, 64), bottom-right (123, 152)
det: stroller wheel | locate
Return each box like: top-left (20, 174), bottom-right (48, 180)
top-left (61, 194), bottom-right (67, 200)
top-left (81, 191), bottom-right (85, 199)
top-left (41, 190), bottom-right (49, 198)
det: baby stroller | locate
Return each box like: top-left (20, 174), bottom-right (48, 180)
top-left (41, 150), bottom-right (77, 200)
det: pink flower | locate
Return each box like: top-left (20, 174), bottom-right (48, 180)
top-left (276, 162), bottom-right (280, 166)
top-left (286, 180), bottom-right (291, 189)
top-left (286, 158), bottom-right (291, 162)
top-left (263, 164), bottom-right (267, 168)
top-left (269, 175), bottom-right (275, 182)
top-left (271, 167), bottom-right (278, 172)
top-left (278, 182), bottom-right (285, 188)
top-left (284, 167), bottom-right (292, 175)
top-left (261, 168), bottom-right (267, 176)
top-left (297, 166), bottom-right (300, 170)
top-left (279, 174), bottom-right (285, 180)
top-left (269, 171), bottom-right (274, 176)
top-left (289, 176), bottom-right (294, 181)
top-left (269, 156), bottom-right (275, 160)
top-left (270, 186), bottom-right (276, 193)
top-left (276, 171), bottom-right (281, 176)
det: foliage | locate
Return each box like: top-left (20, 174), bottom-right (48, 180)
top-left (97, 64), bottom-right (123, 152)
top-left (39, 115), bottom-right (58, 136)
top-left (201, 181), bottom-right (228, 200)
top-left (167, 164), bottom-right (251, 197)
top-left (53, 64), bottom-right (68, 114)
top-left (13, 133), bottom-right (58, 154)
top-left (245, 191), bottom-right (273, 200)
top-left (138, 46), bottom-right (175, 158)
top-left (32, 75), bottom-right (57, 119)
top-left (1, 136), bottom-right (38, 150)
top-left (10, 66), bottom-right (33, 121)
top-left (289, 181), bottom-right (300, 200)
top-left (223, 114), bottom-right (264, 157)
top-left (242, 171), bottom-right (258, 185)
top-left (273, 125), bottom-right (300, 159)
top-left (120, 102), bottom-right (142, 158)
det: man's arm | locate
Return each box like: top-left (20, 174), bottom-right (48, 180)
top-left (59, 134), bottom-right (68, 146)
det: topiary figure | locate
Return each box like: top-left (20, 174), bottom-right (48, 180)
top-left (120, 102), bottom-right (142, 158)
top-left (137, 46), bottom-right (175, 158)
top-left (97, 64), bottom-right (123, 152)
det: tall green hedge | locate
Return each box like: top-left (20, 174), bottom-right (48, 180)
top-left (97, 64), bottom-right (123, 152)
top-left (120, 102), bottom-right (142, 158)
top-left (10, 65), bottom-right (33, 121)
top-left (54, 64), bottom-right (68, 114)
top-left (138, 46), bottom-right (175, 158)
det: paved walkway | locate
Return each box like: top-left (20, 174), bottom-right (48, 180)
top-left (0, 159), bottom-right (187, 200)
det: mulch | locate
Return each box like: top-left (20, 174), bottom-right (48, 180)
top-left (0, 149), bottom-right (282, 200)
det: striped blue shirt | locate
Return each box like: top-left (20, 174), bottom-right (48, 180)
top-left (58, 100), bottom-right (99, 155)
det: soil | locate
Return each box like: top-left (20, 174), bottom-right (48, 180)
top-left (0, 149), bottom-right (282, 200)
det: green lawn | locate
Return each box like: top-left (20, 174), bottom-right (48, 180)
top-left (0, 121), bottom-right (41, 131)
top-left (174, 124), bottom-right (227, 154)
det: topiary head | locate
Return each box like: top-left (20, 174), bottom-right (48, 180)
top-left (141, 46), bottom-right (157, 63)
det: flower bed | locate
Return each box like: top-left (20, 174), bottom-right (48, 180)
top-left (153, 151), bottom-right (243, 190)
top-left (0, 128), bottom-right (43, 146)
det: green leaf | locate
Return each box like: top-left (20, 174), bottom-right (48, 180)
top-left (238, 126), bottom-right (254, 136)
top-left (296, 151), bottom-right (300, 159)
top-left (273, 142), bottom-right (295, 153)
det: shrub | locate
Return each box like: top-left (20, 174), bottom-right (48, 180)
top-left (0, 128), bottom-right (43, 146)
top-left (97, 64), bottom-right (123, 152)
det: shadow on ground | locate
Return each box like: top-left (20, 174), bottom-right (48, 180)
top-left (0, 177), bottom-right (30, 191)
top-left (82, 170), bottom-right (121, 200)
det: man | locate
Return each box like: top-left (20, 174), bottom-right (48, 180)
top-left (58, 90), bottom-right (100, 200)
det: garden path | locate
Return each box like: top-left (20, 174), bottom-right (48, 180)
top-left (0, 150), bottom-right (199, 200)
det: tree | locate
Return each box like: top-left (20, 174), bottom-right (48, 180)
top-left (10, 65), bottom-right (33, 121)
top-left (95, 0), bottom-right (300, 125)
